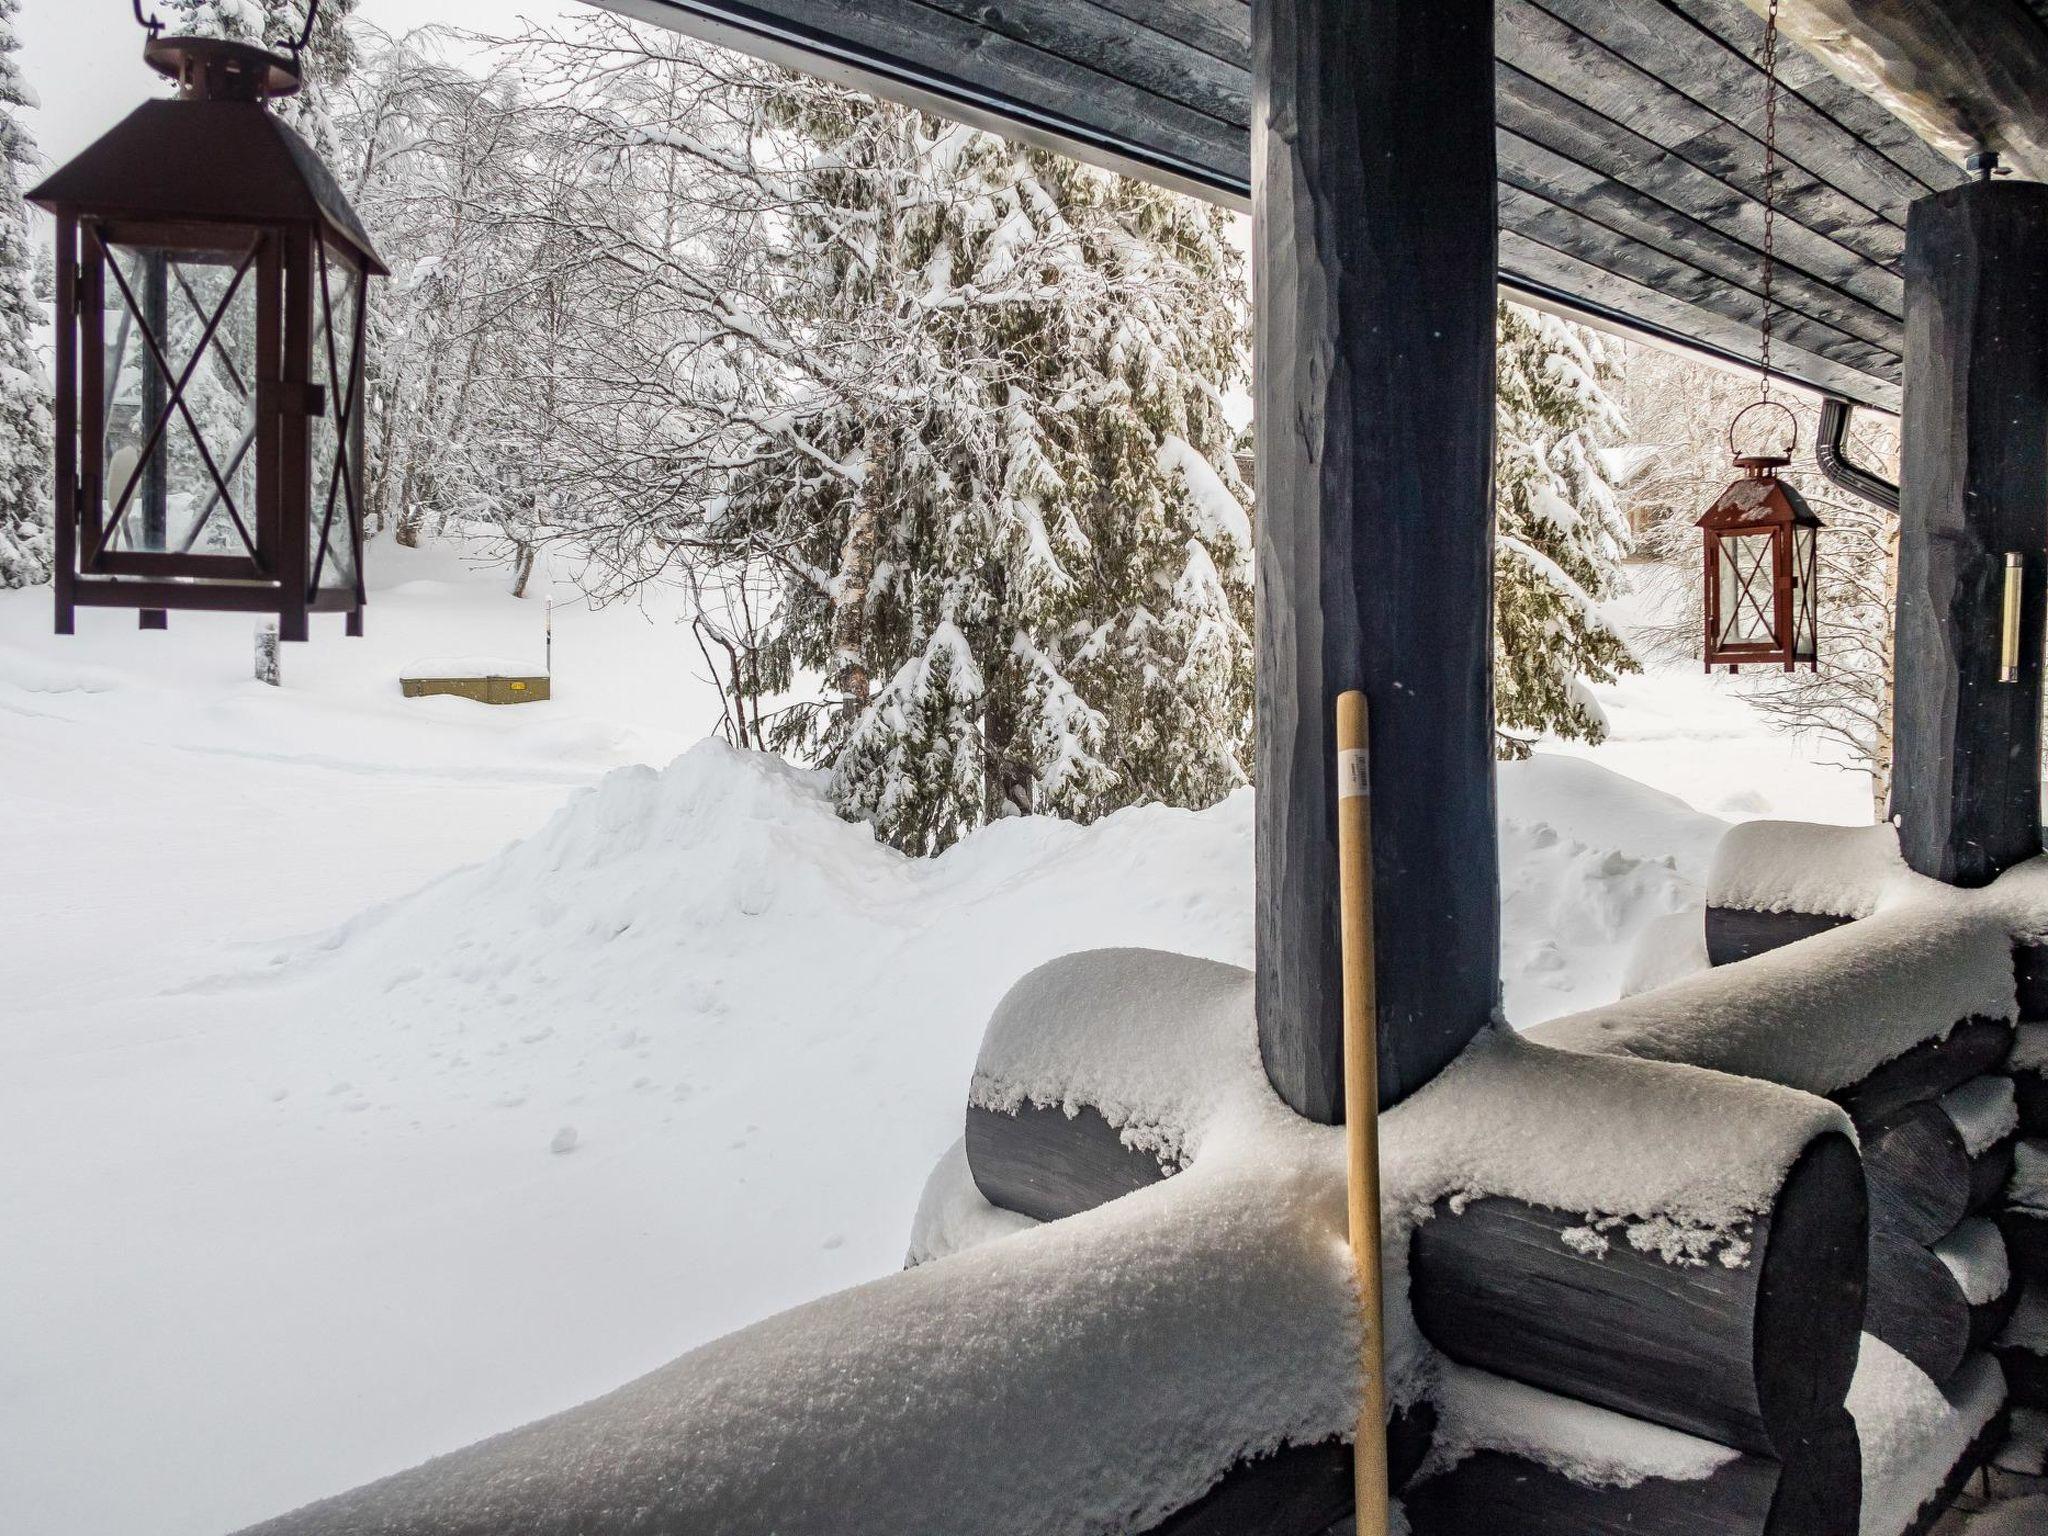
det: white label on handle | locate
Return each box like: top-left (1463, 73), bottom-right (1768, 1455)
top-left (1337, 748), bottom-right (1370, 800)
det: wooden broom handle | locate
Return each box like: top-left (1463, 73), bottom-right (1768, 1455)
top-left (1336, 690), bottom-right (1389, 1534)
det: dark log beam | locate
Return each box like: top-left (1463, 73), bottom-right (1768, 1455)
top-left (964, 1102), bottom-right (1169, 1222)
top-left (1253, 0), bottom-right (1499, 1119)
top-left (1408, 1133), bottom-right (1865, 1459)
top-left (1864, 1102), bottom-right (1971, 1243)
top-left (1705, 907), bottom-right (1856, 967)
top-left (1865, 1228), bottom-right (1973, 1382)
top-left (1404, 1411), bottom-right (1860, 1536)
top-left (1136, 1405), bottom-right (1437, 1536)
top-left (1892, 180), bottom-right (2048, 885)
top-left (1830, 1019), bottom-right (2014, 1128)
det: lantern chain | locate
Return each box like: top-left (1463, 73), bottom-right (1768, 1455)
top-left (1757, 0), bottom-right (1781, 409)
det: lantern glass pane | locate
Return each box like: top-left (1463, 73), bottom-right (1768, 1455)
top-left (101, 240), bottom-right (261, 559)
top-left (1793, 527), bottom-right (1817, 660)
top-left (308, 243), bottom-right (364, 594)
top-left (1716, 531), bottom-right (1778, 649)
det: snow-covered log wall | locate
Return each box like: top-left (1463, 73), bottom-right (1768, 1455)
top-left (234, 844), bottom-right (2048, 1536)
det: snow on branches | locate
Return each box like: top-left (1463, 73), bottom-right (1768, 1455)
top-left (0, 0), bottom-right (46, 590)
top-left (1493, 303), bottom-right (1638, 758)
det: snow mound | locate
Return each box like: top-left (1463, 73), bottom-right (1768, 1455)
top-left (906, 1139), bottom-right (1036, 1267)
top-left (1849, 1340), bottom-right (2004, 1536)
top-left (2010, 1142), bottom-right (2048, 1215)
top-left (1933, 1219), bottom-right (2009, 1307)
top-left (1708, 819), bottom-right (1910, 917)
top-left (239, 1065), bottom-right (1363, 1536)
top-left (399, 655), bottom-right (547, 679)
top-left (1426, 1363), bottom-right (1740, 1489)
top-left (1497, 755), bottom-right (1723, 1023)
top-left (1533, 892), bottom-right (2017, 1097)
top-left (970, 948), bottom-right (1258, 1165)
top-left (2013, 1023), bottom-right (2048, 1075)
top-left (1943, 1076), bottom-right (2019, 1158)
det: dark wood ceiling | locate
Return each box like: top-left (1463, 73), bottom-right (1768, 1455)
top-left (594, 0), bottom-right (2031, 411)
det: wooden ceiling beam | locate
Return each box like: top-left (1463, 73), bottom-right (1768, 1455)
top-left (1745, 0), bottom-right (2048, 180)
top-left (1496, 71), bottom-right (1905, 317)
top-left (1500, 229), bottom-right (1903, 409)
top-left (1498, 133), bottom-right (1903, 352)
top-left (1499, 187), bottom-right (1900, 377)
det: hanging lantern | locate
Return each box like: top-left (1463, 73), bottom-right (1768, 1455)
top-left (28, 14), bottom-right (384, 640)
top-left (1697, 401), bottom-right (1823, 673)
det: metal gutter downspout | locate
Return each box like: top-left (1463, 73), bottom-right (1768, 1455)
top-left (1817, 397), bottom-right (1900, 512)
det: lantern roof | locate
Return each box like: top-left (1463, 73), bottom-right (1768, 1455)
top-left (27, 96), bottom-right (386, 277)
top-left (1695, 468), bottom-right (1825, 532)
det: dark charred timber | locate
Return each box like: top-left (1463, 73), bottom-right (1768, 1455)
top-left (1830, 1020), bottom-right (2014, 1128)
top-left (1408, 1133), bottom-right (1864, 1457)
top-left (2015, 943), bottom-right (2048, 1020)
top-left (1998, 1342), bottom-right (2048, 1409)
top-left (2000, 1207), bottom-right (2048, 1276)
top-left (1865, 1229), bottom-right (1972, 1384)
top-left (1892, 180), bottom-right (2048, 886)
top-left (1252, 0), bottom-right (1499, 1119)
top-left (963, 1103), bottom-right (1169, 1224)
top-left (1138, 1406), bottom-right (1437, 1536)
top-left (1403, 1409), bottom-right (1859, 1536)
top-left (2016, 1072), bottom-right (2048, 1138)
top-left (1705, 907), bottom-right (1855, 967)
top-left (1970, 1279), bottom-right (2021, 1358)
top-left (1863, 1103), bottom-right (1971, 1244)
top-left (1969, 1134), bottom-right (2018, 1216)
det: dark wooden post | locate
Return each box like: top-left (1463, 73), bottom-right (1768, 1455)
top-left (1252, 0), bottom-right (1499, 1120)
top-left (1893, 181), bottom-right (2048, 887)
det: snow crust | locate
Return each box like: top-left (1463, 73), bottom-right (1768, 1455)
top-left (2005, 1283), bottom-right (2048, 1355)
top-left (1849, 1339), bottom-right (2005, 1536)
top-left (2011, 1141), bottom-right (2048, 1215)
top-left (238, 1085), bottom-right (1363, 1536)
top-left (1943, 1076), bottom-right (2020, 1158)
top-left (1426, 1363), bottom-right (1740, 1489)
top-left (398, 655), bottom-right (547, 679)
top-left (1934, 1219), bottom-right (2010, 1307)
top-left (2012, 1023), bottom-right (2048, 1075)
top-left (245, 946), bottom-right (1854, 1535)
top-left (1707, 819), bottom-right (1909, 917)
top-left (1534, 891), bottom-right (2018, 1097)
top-left (1156, 434), bottom-right (1252, 578)
top-left (906, 1138), bottom-right (1037, 1267)
top-left (970, 948), bottom-right (1258, 1166)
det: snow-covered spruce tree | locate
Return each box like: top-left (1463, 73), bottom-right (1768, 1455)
top-left (728, 96), bottom-right (1253, 855)
top-left (0, 0), bottom-right (48, 589)
top-left (1492, 302), bottom-right (1637, 758)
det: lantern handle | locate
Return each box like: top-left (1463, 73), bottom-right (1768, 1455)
top-left (131, 1), bottom-right (162, 36)
top-left (1728, 398), bottom-right (1800, 463)
top-left (280, 0), bottom-right (324, 62)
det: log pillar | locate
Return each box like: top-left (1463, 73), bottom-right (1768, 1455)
top-left (1893, 180), bottom-right (2048, 886)
top-left (1252, 0), bottom-right (1500, 1119)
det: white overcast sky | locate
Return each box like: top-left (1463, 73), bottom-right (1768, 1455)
top-left (19, 0), bottom-right (588, 171)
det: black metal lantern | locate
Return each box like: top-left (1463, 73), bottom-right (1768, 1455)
top-left (29, 26), bottom-right (385, 640)
top-left (1696, 402), bottom-right (1823, 673)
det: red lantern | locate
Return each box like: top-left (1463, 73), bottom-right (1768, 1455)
top-left (1697, 402), bottom-right (1823, 673)
top-left (28, 29), bottom-right (385, 640)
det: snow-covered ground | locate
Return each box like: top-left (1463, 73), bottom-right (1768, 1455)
top-left (0, 549), bottom-right (1872, 1536)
